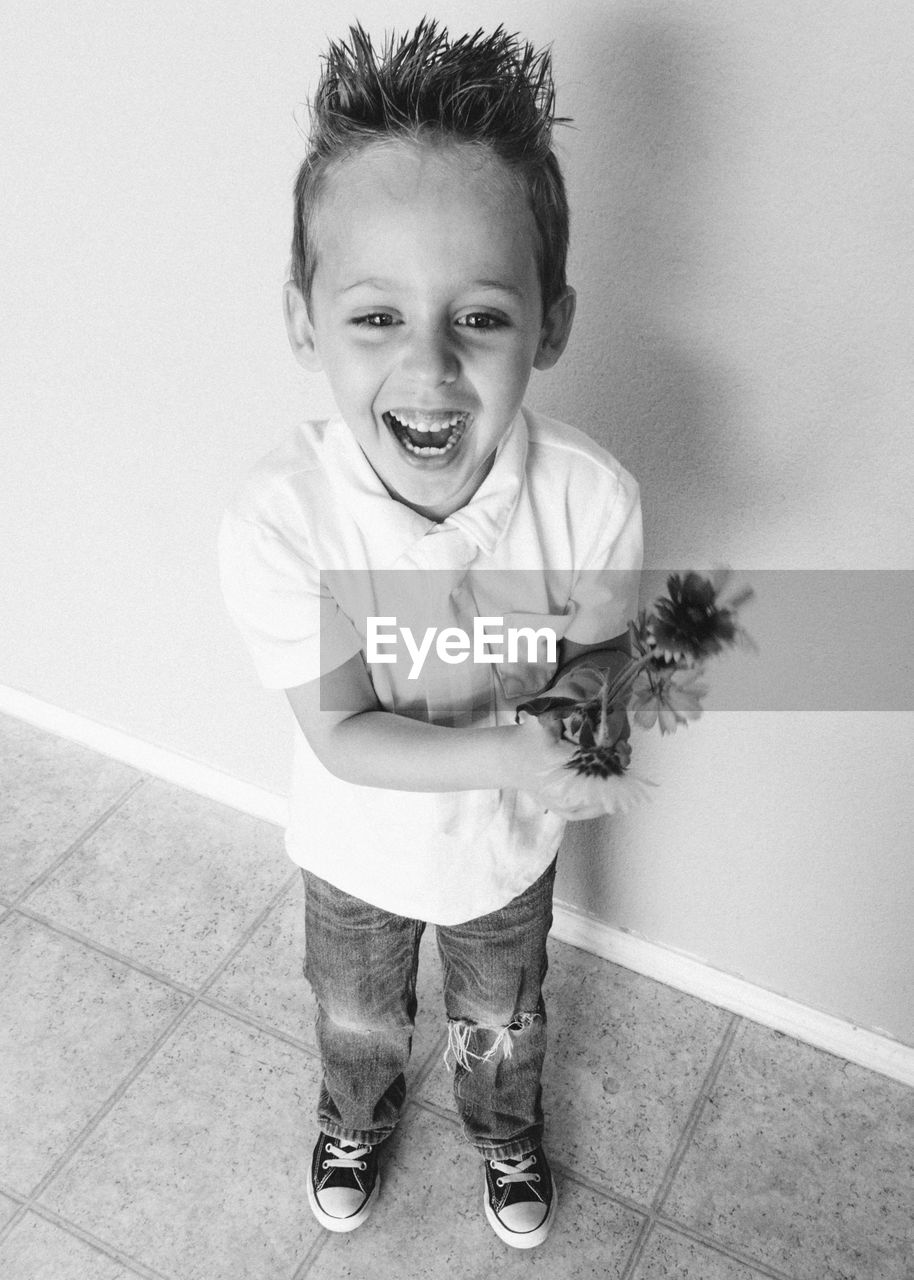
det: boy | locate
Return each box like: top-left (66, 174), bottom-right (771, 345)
top-left (219, 21), bottom-right (642, 1250)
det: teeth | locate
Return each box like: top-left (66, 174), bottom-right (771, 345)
top-left (399, 434), bottom-right (461, 456)
top-left (383, 409), bottom-right (469, 458)
top-left (390, 411), bottom-right (467, 433)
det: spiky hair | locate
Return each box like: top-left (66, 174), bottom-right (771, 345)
top-left (290, 19), bottom-right (570, 312)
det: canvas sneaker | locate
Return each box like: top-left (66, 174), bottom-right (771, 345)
top-left (483, 1146), bottom-right (557, 1248)
top-left (307, 1132), bottom-right (381, 1232)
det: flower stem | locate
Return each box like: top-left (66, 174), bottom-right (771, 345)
top-left (595, 677), bottom-right (611, 745)
top-left (600, 652), bottom-right (656, 707)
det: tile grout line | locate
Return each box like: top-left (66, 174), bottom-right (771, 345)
top-left (410, 1029), bottom-right (450, 1089)
top-left (9, 997), bottom-right (199, 1218)
top-left (288, 1100), bottom-right (655, 1280)
top-left (199, 992), bottom-right (320, 1061)
top-left (18, 1202), bottom-right (174, 1280)
top-left (6, 868), bottom-right (315, 1246)
top-left (2, 763), bottom-right (796, 1280)
top-left (8, 745), bottom-right (772, 1276)
top-left (1, 872), bottom-right (303, 1264)
top-left (290, 1229), bottom-right (333, 1280)
top-left (408, 1096), bottom-right (655, 1220)
top-left (192, 867), bottom-right (302, 999)
top-left (650, 1215), bottom-right (797, 1280)
top-left (28, 869), bottom-right (304, 1207)
top-left (367, 1076), bottom-right (796, 1280)
top-left (14, 861), bottom-right (302, 1013)
top-left (408, 1096), bottom-right (461, 1123)
top-left (290, 1039), bottom-right (455, 1277)
top-left (619, 1218), bottom-right (657, 1280)
top-left (618, 1013), bottom-right (742, 1280)
top-left (11, 905), bottom-right (197, 996)
top-left (652, 1012), bottom-right (742, 1213)
top-left (617, 1014), bottom-right (798, 1280)
top-left (4, 991), bottom-right (782, 1280)
top-left (9, 892), bottom-right (798, 1280)
top-left (10, 776), bottom-right (149, 909)
top-left (621, 1215), bottom-right (796, 1280)
top-left (13, 861), bottom-right (301, 1007)
top-left (551, 1168), bottom-right (650, 1223)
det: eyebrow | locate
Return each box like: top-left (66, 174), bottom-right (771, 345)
top-left (472, 278), bottom-right (524, 298)
top-left (339, 277), bottom-right (524, 298)
top-left (339, 278), bottom-right (394, 295)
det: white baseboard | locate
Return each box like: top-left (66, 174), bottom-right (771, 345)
top-left (3, 683), bottom-right (913, 1088)
top-left (0, 685), bottom-right (287, 827)
top-left (549, 902), bottom-right (914, 1087)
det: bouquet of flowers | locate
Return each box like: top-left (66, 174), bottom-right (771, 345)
top-left (518, 570), bottom-right (754, 815)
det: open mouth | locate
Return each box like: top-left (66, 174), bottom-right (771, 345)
top-left (382, 410), bottom-right (469, 458)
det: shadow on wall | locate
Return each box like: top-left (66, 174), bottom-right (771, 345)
top-left (550, 5), bottom-right (764, 566)
top-left (551, 5), bottom-right (763, 907)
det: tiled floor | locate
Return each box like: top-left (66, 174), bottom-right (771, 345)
top-left (2, 712), bottom-right (913, 1280)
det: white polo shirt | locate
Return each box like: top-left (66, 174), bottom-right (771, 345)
top-left (219, 407), bottom-right (642, 924)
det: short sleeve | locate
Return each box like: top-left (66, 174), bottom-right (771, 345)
top-left (218, 509), bottom-right (362, 689)
top-left (563, 472), bottom-right (643, 645)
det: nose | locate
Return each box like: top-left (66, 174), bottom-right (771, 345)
top-left (400, 322), bottom-right (459, 385)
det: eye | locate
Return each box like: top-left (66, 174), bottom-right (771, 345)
top-left (456, 312), bottom-right (506, 331)
top-left (352, 312), bottom-right (397, 328)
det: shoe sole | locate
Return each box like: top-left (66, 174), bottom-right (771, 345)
top-left (307, 1171), bottom-right (380, 1233)
top-left (483, 1181), bottom-right (558, 1249)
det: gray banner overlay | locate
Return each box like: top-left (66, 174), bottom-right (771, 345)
top-left (317, 570), bottom-right (914, 712)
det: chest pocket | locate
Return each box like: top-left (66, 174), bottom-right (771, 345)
top-left (490, 611), bottom-right (572, 702)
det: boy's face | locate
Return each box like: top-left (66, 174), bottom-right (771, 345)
top-left (285, 140), bottom-right (574, 521)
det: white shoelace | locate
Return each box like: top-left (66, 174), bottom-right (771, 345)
top-left (323, 1139), bottom-right (371, 1170)
top-left (489, 1152), bottom-right (540, 1187)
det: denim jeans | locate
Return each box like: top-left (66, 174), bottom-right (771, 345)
top-left (302, 858), bottom-right (557, 1161)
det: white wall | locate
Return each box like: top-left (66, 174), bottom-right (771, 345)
top-left (2, 2), bottom-right (912, 1043)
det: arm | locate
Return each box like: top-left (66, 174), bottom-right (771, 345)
top-left (285, 651), bottom-right (608, 817)
top-left (518, 632), bottom-right (633, 717)
top-left (557, 632), bottom-right (632, 682)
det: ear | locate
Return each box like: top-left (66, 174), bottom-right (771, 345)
top-left (283, 280), bottom-right (323, 372)
top-left (533, 286), bottom-right (576, 371)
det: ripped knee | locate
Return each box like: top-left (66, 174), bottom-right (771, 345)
top-left (443, 1012), bottom-right (541, 1072)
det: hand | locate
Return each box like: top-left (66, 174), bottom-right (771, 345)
top-left (511, 710), bottom-right (651, 820)
top-left (510, 711), bottom-right (613, 820)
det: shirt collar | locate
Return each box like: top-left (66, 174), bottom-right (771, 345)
top-left (325, 411), bottom-right (528, 569)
